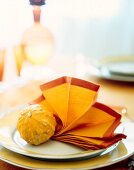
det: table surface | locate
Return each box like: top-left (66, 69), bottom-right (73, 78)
top-left (0, 61), bottom-right (134, 170)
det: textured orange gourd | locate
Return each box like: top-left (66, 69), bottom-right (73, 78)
top-left (17, 104), bottom-right (56, 145)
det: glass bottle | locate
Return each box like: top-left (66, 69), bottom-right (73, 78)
top-left (21, 5), bottom-right (54, 65)
top-left (19, 1), bottom-right (55, 80)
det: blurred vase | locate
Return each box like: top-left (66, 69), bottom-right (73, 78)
top-left (21, 5), bottom-right (54, 66)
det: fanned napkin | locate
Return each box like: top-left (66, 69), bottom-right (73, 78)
top-left (30, 76), bottom-right (126, 150)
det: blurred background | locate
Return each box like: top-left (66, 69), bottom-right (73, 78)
top-left (0, 0), bottom-right (134, 82)
top-left (0, 0), bottom-right (134, 55)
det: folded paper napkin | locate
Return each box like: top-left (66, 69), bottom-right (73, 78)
top-left (30, 76), bottom-right (126, 150)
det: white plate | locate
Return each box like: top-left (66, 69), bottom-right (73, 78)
top-left (107, 62), bottom-right (134, 76)
top-left (100, 65), bottom-right (134, 82)
top-left (87, 57), bottom-right (134, 82)
top-left (0, 106), bottom-right (119, 161)
top-left (0, 137), bottom-right (133, 169)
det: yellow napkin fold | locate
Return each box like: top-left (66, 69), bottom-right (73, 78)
top-left (40, 76), bottom-right (99, 127)
top-left (40, 76), bottom-right (71, 127)
top-left (30, 76), bottom-right (126, 150)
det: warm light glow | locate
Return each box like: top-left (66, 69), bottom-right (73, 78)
top-left (25, 43), bottom-right (54, 65)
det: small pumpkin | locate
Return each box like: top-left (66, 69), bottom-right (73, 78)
top-left (17, 104), bottom-right (56, 145)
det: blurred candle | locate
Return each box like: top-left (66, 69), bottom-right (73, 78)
top-left (13, 45), bottom-right (25, 76)
top-left (0, 49), bottom-right (5, 81)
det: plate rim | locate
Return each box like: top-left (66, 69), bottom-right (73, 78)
top-left (87, 65), bottom-right (134, 82)
top-left (87, 58), bottom-right (134, 82)
top-left (0, 140), bottom-right (134, 170)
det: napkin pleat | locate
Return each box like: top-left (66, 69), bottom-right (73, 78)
top-left (66, 77), bottom-right (99, 126)
top-left (53, 136), bottom-right (99, 150)
top-left (61, 120), bottom-right (118, 138)
top-left (53, 133), bottom-right (125, 150)
top-left (40, 77), bottom-right (71, 126)
top-left (29, 95), bottom-right (57, 115)
top-left (55, 102), bottom-right (122, 137)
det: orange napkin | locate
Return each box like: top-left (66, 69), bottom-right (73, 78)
top-left (30, 76), bottom-right (126, 150)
